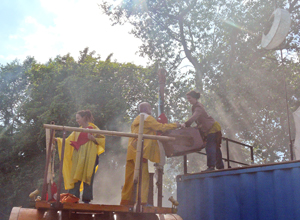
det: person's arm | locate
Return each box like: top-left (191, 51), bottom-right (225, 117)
top-left (88, 133), bottom-right (98, 144)
top-left (89, 124), bottom-right (105, 155)
top-left (184, 106), bottom-right (203, 127)
top-left (146, 115), bottom-right (179, 132)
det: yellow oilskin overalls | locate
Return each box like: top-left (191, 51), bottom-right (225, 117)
top-left (121, 113), bottom-right (177, 205)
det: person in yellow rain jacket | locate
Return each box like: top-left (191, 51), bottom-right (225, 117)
top-left (120, 102), bottom-right (179, 206)
top-left (56, 110), bottom-right (105, 203)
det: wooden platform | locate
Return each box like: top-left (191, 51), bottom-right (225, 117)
top-left (35, 201), bottom-right (176, 214)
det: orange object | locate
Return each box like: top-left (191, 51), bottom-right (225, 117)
top-left (9, 207), bottom-right (44, 220)
top-left (60, 193), bottom-right (79, 203)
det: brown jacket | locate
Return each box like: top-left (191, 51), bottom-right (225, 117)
top-left (184, 102), bottom-right (215, 134)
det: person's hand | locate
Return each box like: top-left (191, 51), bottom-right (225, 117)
top-left (88, 133), bottom-right (98, 144)
top-left (180, 123), bottom-right (186, 128)
top-left (88, 133), bottom-right (95, 141)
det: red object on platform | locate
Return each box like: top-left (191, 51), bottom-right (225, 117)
top-left (46, 182), bottom-right (58, 201)
top-left (157, 113), bottom-right (168, 124)
top-left (70, 126), bottom-right (93, 150)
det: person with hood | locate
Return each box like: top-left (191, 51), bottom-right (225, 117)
top-left (181, 90), bottom-right (224, 171)
top-left (56, 110), bottom-right (105, 203)
top-left (120, 102), bottom-right (179, 206)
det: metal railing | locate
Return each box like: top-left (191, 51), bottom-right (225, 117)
top-left (183, 137), bottom-right (255, 174)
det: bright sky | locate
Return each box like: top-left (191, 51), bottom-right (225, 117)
top-left (0, 0), bottom-right (149, 66)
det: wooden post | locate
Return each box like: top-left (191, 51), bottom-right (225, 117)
top-left (133, 114), bottom-right (145, 212)
top-left (157, 167), bottom-right (163, 207)
top-left (41, 129), bottom-right (54, 201)
top-left (148, 173), bottom-right (154, 206)
top-left (137, 141), bottom-right (144, 212)
top-left (45, 128), bottom-right (52, 201)
top-left (45, 122), bottom-right (55, 201)
top-left (56, 129), bottom-right (66, 207)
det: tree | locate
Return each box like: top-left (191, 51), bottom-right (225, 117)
top-left (101, 0), bottom-right (298, 90)
top-left (100, 0), bottom-right (300, 163)
top-left (0, 48), bottom-right (191, 218)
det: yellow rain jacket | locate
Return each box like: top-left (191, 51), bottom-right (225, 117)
top-left (126, 113), bottom-right (177, 163)
top-left (57, 123), bottom-right (105, 190)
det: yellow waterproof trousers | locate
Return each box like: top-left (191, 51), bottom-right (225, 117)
top-left (120, 159), bottom-right (149, 205)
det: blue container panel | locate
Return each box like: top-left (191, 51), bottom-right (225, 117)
top-left (177, 161), bottom-right (300, 220)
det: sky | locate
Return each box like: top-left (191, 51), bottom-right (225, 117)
top-left (0, 0), bottom-right (149, 66)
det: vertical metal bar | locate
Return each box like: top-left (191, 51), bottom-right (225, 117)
top-left (148, 173), bottom-right (154, 206)
top-left (250, 147), bottom-right (254, 164)
top-left (56, 129), bottom-right (66, 207)
top-left (183, 155), bottom-right (187, 174)
top-left (285, 78), bottom-right (293, 161)
top-left (226, 139), bottom-right (230, 168)
top-left (41, 129), bottom-right (54, 201)
top-left (281, 50), bottom-right (293, 161)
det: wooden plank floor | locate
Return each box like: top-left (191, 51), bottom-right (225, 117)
top-left (35, 201), bottom-right (176, 214)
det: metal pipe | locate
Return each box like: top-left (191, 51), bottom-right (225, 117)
top-left (222, 137), bottom-right (253, 149)
top-left (196, 152), bottom-right (249, 166)
top-left (250, 147), bottom-right (254, 164)
top-left (226, 139), bottom-right (230, 168)
top-left (183, 155), bottom-right (187, 174)
top-left (281, 49), bottom-right (293, 161)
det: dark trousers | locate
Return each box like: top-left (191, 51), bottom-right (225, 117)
top-left (69, 162), bottom-right (97, 202)
top-left (205, 133), bottom-right (224, 169)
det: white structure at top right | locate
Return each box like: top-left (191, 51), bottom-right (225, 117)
top-left (261, 8), bottom-right (291, 50)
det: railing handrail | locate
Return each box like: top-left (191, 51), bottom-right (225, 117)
top-left (222, 137), bottom-right (255, 169)
top-left (222, 137), bottom-right (254, 149)
top-left (196, 151), bottom-right (249, 166)
top-left (43, 124), bottom-right (175, 142)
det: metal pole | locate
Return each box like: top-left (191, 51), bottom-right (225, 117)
top-left (183, 155), bottom-right (187, 174)
top-left (226, 139), bottom-right (230, 168)
top-left (285, 79), bottom-right (293, 161)
top-left (281, 49), bottom-right (293, 161)
top-left (250, 147), bottom-right (254, 164)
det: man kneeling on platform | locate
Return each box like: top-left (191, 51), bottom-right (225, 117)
top-left (120, 102), bottom-right (179, 206)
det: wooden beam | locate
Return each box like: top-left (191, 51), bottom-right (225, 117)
top-left (35, 201), bottom-right (176, 214)
top-left (43, 124), bottom-right (175, 141)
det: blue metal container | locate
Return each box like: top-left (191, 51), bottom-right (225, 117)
top-left (177, 161), bottom-right (300, 220)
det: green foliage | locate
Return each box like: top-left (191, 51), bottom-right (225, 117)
top-left (0, 48), bottom-right (191, 218)
top-left (100, 0), bottom-right (300, 196)
top-left (101, 0), bottom-right (300, 162)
